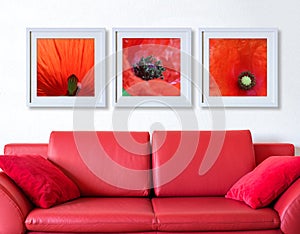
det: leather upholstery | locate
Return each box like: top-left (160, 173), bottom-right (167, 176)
top-left (4, 143), bottom-right (48, 158)
top-left (27, 233), bottom-right (154, 234)
top-left (274, 178), bottom-right (300, 233)
top-left (1, 130), bottom-right (299, 233)
top-left (26, 197), bottom-right (155, 233)
top-left (152, 197), bottom-right (280, 232)
top-left (152, 130), bottom-right (255, 196)
top-left (0, 172), bottom-right (33, 234)
top-left (48, 131), bottom-right (151, 196)
top-left (26, 229), bottom-right (282, 234)
top-left (27, 232), bottom-right (282, 234)
top-left (158, 231), bottom-right (282, 234)
top-left (253, 143), bottom-right (294, 165)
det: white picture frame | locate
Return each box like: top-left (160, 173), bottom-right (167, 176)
top-left (200, 28), bottom-right (278, 107)
top-left (27, 28), bottom-right (106, 107)
top-left (113, 28), bottom-right (192, 107)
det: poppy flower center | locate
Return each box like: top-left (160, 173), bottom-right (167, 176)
top-left (132, 55), bottom-right (166, 81)
top-left (67, 74), bottom-right (80, 96)
top-left (238, 71), bottom-right (256, 90)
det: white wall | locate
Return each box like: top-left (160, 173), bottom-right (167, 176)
top-left (1, 0), bottom-right (300, 153)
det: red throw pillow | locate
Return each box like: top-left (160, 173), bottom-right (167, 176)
top-left (0, 155), bottom-right (80, 208)
top-left (226, 156), bottom-right (300, 209)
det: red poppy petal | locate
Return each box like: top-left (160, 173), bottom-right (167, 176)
top-left (122, 38), bottom-right (181, 96)
top-left (37, 38), bottom-right (95, 96)
top-left (209, 39), bottom-right (267, 96)
top-left (126, 79), bottom-right (180, 96)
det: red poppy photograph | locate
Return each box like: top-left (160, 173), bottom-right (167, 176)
top-left (37, 38), bottom-right (95, 97)
top-left (122, 38), bottom-right (181, 96)
top-left (209, 38), bottom-right (267, 97)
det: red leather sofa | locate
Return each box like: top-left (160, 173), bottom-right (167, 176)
top-left (0, 130), bottom-right (299, 234)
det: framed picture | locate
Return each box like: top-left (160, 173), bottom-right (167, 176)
top-left (27, 28), bottom-right (106, 107)
top-left (200, 28), bottom-right (278, 107)
top-left (113, 28), bottom-right (192, 107)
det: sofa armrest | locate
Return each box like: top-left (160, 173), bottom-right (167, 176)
top-left (0, 172), bottom-right (33, 234)
top-left (274, 178), bottom-right (300, 234)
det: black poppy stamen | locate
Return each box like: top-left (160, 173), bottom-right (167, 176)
top-left (132, 55), bottom-right (166, 81)
top-left (238, 71), bottom-right (256, 90)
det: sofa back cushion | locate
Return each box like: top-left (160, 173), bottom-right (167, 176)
top-left (152, 130), bottom-right (255, 196)
top-left (48, 131), bottom-right (151, 197)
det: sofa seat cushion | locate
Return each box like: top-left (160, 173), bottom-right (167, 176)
top-left (152, 197), bottom-right (280, 232)
top-left (25, 197), bottom-right (155, 233)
